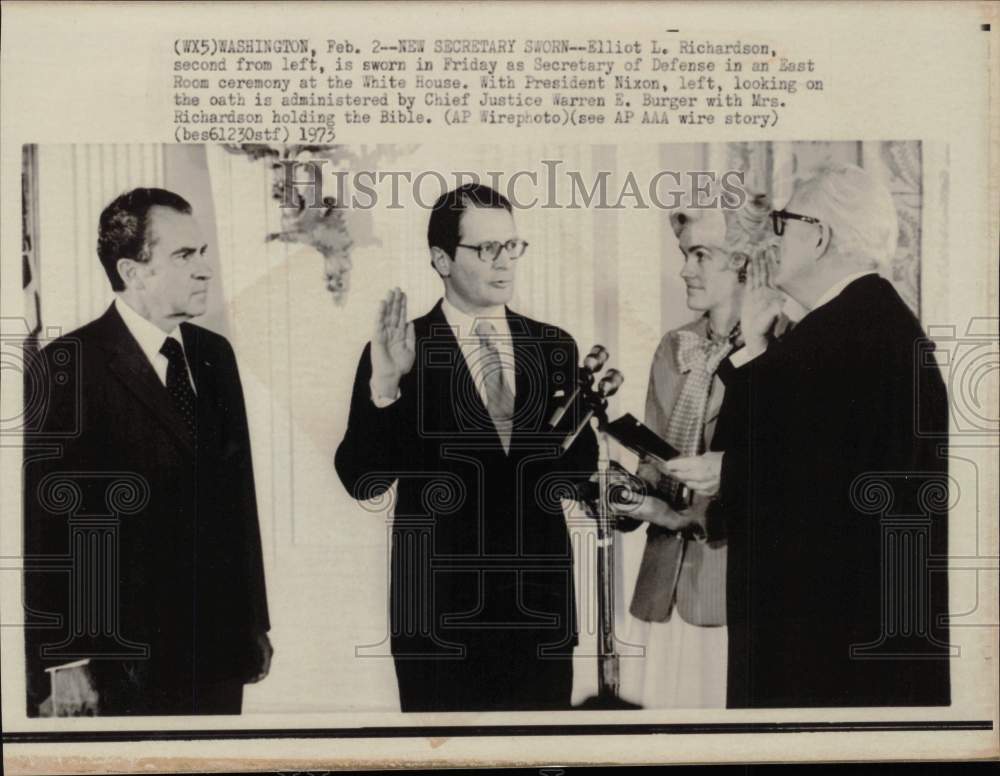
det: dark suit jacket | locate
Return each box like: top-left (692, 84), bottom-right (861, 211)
top-left (713, 275), bottom-right (950, 708)
top-left (335, 300), bottom-right (597, 706)
top-left (24, 304), bottom-right (269, 715)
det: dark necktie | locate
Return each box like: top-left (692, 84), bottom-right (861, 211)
top-left (159, 337), bottom-right (197, 436)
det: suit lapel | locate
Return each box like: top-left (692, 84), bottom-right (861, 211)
top-left (180, 322), bottom-right (212, 400)
top-left (507, 309), bottom-right (536, 436)
top-left (704, 373), bottom-right (725, 444)
top-left (701, 316), bottom-right (725, 432)
top-left (182, 323), bottom-right (227, 455)
top-left (100, 305), bottom-right (196, 454)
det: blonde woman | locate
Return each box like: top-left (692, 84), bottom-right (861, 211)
top-left (613, 191), bottom-right (785, 709)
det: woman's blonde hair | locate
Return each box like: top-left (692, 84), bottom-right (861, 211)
top-left (669, 185), bottom-right (773, 276)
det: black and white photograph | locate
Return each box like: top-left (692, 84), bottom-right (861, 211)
top-left (1, 2), bottom-right (996, 771)
top-left (17, 140), bottom-right (954, 715)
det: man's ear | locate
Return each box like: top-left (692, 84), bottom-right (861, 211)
top-left (116, 258), bottom-right (143, 289)
top-left (815, 223), bottom-right (833, 260)
top-left (430, 246), bottom-right (452, 277)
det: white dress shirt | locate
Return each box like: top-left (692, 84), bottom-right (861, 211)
top-left (114, 297), bottom-right (195, 392)
top-left (370, 297), bottom-right (517, 407)
top-left (440, 296), bottom-right (517, 404)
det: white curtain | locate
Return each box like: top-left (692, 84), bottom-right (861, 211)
top-left (35, 145), bottom-right (165, 336)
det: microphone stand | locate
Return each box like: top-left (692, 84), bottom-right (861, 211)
top-left (594, 416), bottom-right (622, 704)
top-left (561, 368), bottom-right (639, 710)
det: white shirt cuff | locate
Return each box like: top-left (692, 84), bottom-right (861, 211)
top-left (370, 387), bottom-right (401, 407)
top-left (729, 342), bottom-right (767, 368)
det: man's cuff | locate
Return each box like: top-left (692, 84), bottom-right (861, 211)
top-left (728, 341), bottom-right (767, 368)
top-left (370, 389), bottom-right (400, 408)
top-left (46, 658), bottom-right (91, 674)
top-left (370, 377), bottom-right (401, 407)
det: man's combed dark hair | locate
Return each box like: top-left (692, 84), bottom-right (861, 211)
top-left (97, 187), bottom-right (192, 291)
top-left (427, 183), bottom-right (513, 260)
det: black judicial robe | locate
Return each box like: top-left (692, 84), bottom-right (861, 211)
top-left (712, 274), bottom-right (950, 708)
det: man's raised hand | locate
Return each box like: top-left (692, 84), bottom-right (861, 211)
top-left (740, 251), bottom-right (783, 355)
top-left (371, 287), bottom-right (415, 396)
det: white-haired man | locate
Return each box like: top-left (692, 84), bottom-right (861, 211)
top-left (664, 164), bottom-right (950, 707)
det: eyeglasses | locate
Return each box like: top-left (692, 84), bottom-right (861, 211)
top-left (456, 238), bottom-right (529, 263)
top-left (770, 209), bottom-right (822, 237)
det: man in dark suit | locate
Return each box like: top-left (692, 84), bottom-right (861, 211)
top-left (335, 184), bottom-right (597, 712)
top-left (664, 164), bottom-right (950, 707)
top-left (24, 188), bottom-right (272, 716)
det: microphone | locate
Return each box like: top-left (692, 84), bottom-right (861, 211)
top-left (560, 368), bottom-right (625, 452)
top-left (596, 368), bottom-right (623, 398)
top-left (582, 344), bottom-right (609, 373)
top-left (548, 344), bottom-right (609, 429)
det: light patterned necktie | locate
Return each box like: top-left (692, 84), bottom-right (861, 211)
top-left (661, 326), bottom-right (735, 503)
top-left (475, 320), bottom-right (514, 453)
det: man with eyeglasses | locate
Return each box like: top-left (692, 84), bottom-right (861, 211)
top-left (663, 164), bottom-right (950, 708)
top-left (335, 183), bottom-right (597, 711)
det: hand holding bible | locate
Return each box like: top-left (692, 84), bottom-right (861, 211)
top-left (663, 451), bottom-right (724, 498)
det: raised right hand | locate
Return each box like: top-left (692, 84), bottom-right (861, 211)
top-left (371, 287), bottom-right (415, 394)
top-left (740, 251), bottom-right (783, 353)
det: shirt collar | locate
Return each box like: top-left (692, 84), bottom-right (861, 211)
top-left (114, 296), bottom-right (183, 365)
top-left (809, 270), bottom-right (878, 313)
top-left (440, 296), bottom-right (511, 344)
